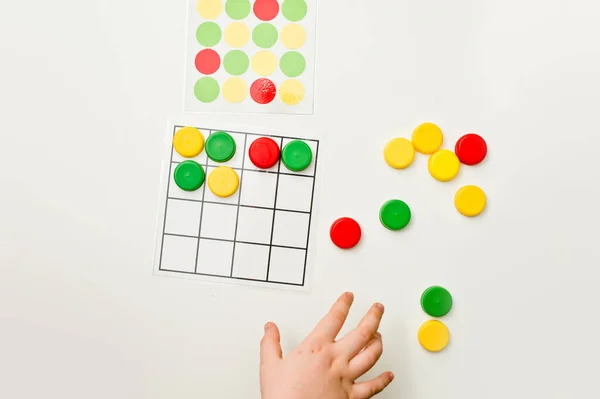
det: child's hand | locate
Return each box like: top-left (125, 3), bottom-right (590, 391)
top-left (260, 292), bottom-right (394, 399)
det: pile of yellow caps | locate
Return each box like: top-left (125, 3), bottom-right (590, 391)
top-left (384, 122), bottom-right (487, 217)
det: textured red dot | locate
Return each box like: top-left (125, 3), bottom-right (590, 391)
top-left (330, 217), bottom-right (362, 249)
top-left (250, 78), bottom-right (277, 104)
top-left (195, 49), bottom-right (221, 75)
top-left (455, 133), bottom-right (488, 166)
top-left (249, 137), bottom-right (280, 169)
top-left (254, 0), bottom-right (280, 21)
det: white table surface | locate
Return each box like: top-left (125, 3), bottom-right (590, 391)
top-left (1, 1), bottom-right (599, 398)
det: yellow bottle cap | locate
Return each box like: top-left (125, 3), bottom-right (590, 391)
top-left (455, 185), bottom-right (486, 217)
top-left (418, 320), bottom-right (450, 352)
top-left (208, 166), bottom-right (239, 198)
top-left (412, 122), bottom-right (443, 154)
top-left (173, 127), bottom-right (205, 158)
top-left (384, 138), bottom-right (415, 169)
top-left (428, 150), bottom-right (460, 182)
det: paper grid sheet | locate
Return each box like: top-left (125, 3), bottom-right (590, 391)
top-left (154, 125), bottom-right (320, 289)
top-left (184, 0), bottom-right (317, 114)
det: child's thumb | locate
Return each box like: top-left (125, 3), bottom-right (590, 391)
top-left (260, 322), bottom-right (283, 365)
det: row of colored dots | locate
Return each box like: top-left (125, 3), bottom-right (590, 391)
top-left (198, 22), bottom-right (306, 50)
top-left (198, 0), bottom-right (308, 22)
top-left (195, 49), bottom-right (306, 78)
top-left (194, 77), bottom-right (304, 105)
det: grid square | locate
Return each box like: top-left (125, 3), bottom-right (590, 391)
top-left (239, 170), bottom-right (277, 208)
top-left (275, 174), bottom-right (314, 212)
top-left (196, 239), bottom-right (234, 277)
top-left (171, 129), bottom-right (209, 165)
top-left (236, 207), bottom-right (273, 245)
top-left (281, 138), bottom-right (318, 177)
top-left (160, 235), bottom-right (197, 273)
top-left (271, 211), bottom-right (310, 249)
top-left (207, 132), bottom-right (247, 169)
top-left (243, 136), bottom-right (283, 172)
top-left (232, 243), bottom-right (269, 280)
top-left (167, 162), bottom-right (206, 201)
top-left (200, 202), bottom-right (238, 240)
top-left (164, 199), bottom-right (202, 237)
top-left (204, 166), bottom-right (241, 205)
top-left (268, 247), bottom-right (306, 285)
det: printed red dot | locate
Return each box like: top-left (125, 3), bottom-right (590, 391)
top-left (330, 217), bottom-right (362, 249)
top-left (195, 49), bottom-right (221, 75)
top-left (249, 137), bottom-right (280, 169)
top-left (254, 0), bottom-right (280, 21)
top-left (455, 133), bottom-right (488, 166)
top-left (250, 78), bottom-right (277, 104)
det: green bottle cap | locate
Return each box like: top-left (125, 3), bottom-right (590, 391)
top-left (282, 140), bottom-right (312, 171)
top-left (206, 131), bottom-right (236, 163)
top-left (379, 200), bottom-right (411, 230)
top-left (421, 286), bottom-right (453, 317)
top-left (174, 161), bottom-right (205, 191)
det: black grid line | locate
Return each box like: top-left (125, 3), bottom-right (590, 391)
top-left (159, 125), bottom-right (320, 287)
top-left (193, 130), bottom-right (212, 273)
top-left (229, 134), bottom-right (248, 277)
top-left (265, 142), bottom-right (283, 282)
top-left (166, 197), bottom-right (311, 214)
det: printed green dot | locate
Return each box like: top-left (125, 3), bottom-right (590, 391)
top-left (223, 50), bottom-right (250, 75)
top-left (196, 22), bottom-right (222, 47)
top-left (194, 77), bottom-right (220, 103)
top-left (253, 23), bottom-right (278, 49)
top-left (280, 51), bottom-right (306, 77)
top-left (226, 0), bottom-right (251, 20)
top-left (421, 286), bottom-right (453, 317)
top-left (174, 161), bottom-right (205, 191)
top-left (282, 0), bottom-right (308, 22)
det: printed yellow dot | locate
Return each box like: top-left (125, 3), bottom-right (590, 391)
top-left (455, 185), bottom-right (487, 217)
top-left (279, 79), bottom-right (305, 106)
top-left (173, 126), bottom-right (205, 158)
top-left (252, 51), bottom-right (278, 76)
top-left (208, 166), bottom-right (239, 198)
top-left (224, 22), bottom-right (250, 48)
top-left (412, 122), bottom-right (444, 154)
top-left (384, 138), bottom-right (415, 169)
top-left (418, 320), bottom-right (450, 352)
top-left (428, 149), bottom-right (460, 182)
top-left (222, 78), bottom-right (248, 103)
top-left (280, 23), bottom-right (306, 49)
top-left (196, 0), bottom-right (223, 20)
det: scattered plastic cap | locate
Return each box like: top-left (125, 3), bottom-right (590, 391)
top-left (455, 185), bottom-right (486, 217)
top-left (206, 131), bottom-right (236, 162)
top-left (282, 140), bottom-right (312, 172)
top-left (249, 137), bottom-right (280, 169)
top-left (174, 160), bottom-right (205, 191)
top-left (418, 320), bottom-right (450, 352)
top-left (330, 217), bottom-right (362, 249)
top-left (379, 200), bottom-right (411, 231)
top-left (421, 286), bottom-right (453, 317)
top-left (384, 138), bottom-right (415, 169)
top-left (428, 149), bottom-right (460, 182)
top-left (455, 133), bottom-right (487, 166)
top-left (412, 122), bottom-right (443, 154)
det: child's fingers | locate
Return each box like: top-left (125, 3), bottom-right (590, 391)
top-left (351, 371), bottom-right (394, 399)
top-left (337, 303), bottom-right (384, 358)
top-left (260, 322), bottom-right (282, 366)
top-left (347, 333), bottom-right (383, 379)
top-left (304, 292), bottom-right (354, 345)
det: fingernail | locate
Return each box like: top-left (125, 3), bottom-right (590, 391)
top-left (375, 303), bottom-right (384, 312)
top-left (345, 292), bottom-right (354, 300)
top-left (389, 372), bottom-right (395, 381)
top-left (264, 322), bottom-right (272, 332)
